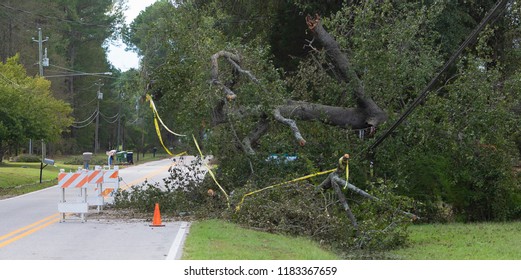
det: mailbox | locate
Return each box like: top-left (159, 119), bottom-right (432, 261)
top-left (83, 152), bottom-right (93, 169)
top-left (43, 158), bottom-right (55, 166)
top-left (40, 157), bottom-right (55, 183)
top-left (83, 152), bottom-right (93, 161)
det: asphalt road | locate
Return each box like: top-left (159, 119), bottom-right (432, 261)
top-left (0, 156), bottom-right (195, 260)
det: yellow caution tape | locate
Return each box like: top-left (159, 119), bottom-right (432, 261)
top-left (147, 94), bottom-right (187, 156)
top-left (175, 151), bottom-right (187, 157)
top-left (338, 155), bottom-right (349, 189)
top-left (235, 168), bottom-right (336, 212)
top-left (154, 114), bottom-right (173, 156)
top-left (192, 134), bottom-right (230, 209)
top-left (147, 94), bottom-right (186, 137)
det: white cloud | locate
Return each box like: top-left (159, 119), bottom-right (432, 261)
top-left (107, 0), bottom-right (159, 71)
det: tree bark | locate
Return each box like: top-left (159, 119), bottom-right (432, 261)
top-left (305, 15), bottom-right (387, 128)
top-left (208, 16), bottom-right (389, 151)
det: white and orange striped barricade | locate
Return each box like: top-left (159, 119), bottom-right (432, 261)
top-left (57, 168), bottom-right (89, 222)
top-left (100, 166), bottom-right (120, 204)
top-left (86, 166), bottom-right (105, 210)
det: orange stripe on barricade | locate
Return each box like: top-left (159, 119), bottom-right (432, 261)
top-left (58, 171), bottom-right (89, 188)
top-left (76, 174), bottom-right (89, 188)
top-left (103, 170), bottom-right (118, 182)
top-left (109, 170), bottom-right (118, 179)
top-left (101, 188), bottom-right (114, 197)
top-left (88, 170), bottom-right (103, 184)
top-left (60, 173), bottom-right (80, 188)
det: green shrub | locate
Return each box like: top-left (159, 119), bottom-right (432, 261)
top-left (231, 178), bottom-right (415, 253)
top-left (11, 154), bottom-right (41, 162)
top-left (114, 156), bottom-right (227, 217)
top-left (63, 156), bottom-right (108, 166)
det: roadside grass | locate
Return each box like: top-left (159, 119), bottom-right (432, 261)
top-left (0, 153), bottom-right (170, 197)
top-left (390, 222), bottom-right (521, 260)
top-left (182, 219), bottom-right (340, 260)
top-left (0, 162), bottom-right (65, 187)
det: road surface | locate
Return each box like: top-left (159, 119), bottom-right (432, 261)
top-left (0, 157), bottom-right (195, 260)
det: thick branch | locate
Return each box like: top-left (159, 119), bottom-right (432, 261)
top-left (331, 179), bottom-right (359, 231)
top-left (331, 173), bottom-right (418, 220)
top-left (210, 51), bottom-right (241, 100)
top-left (306, 15), bottom-right (387, 126)
top-left (330, 173), bottom-right (378, 201)
top-left (211, 51), bottom-right (241, 81)
top-left (242, 115), bottom-right (270, 155)
top-left (306, 15), bottom-right (364, 100)
top-left (273, 108), bottom-right (306, 146)
top-left (279, 100), bottom-right (383, 129)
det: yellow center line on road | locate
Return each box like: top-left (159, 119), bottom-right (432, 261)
top-left (0, 213), bottom-right (60, 242)
top-left (0, 161), bottom-right (176, 249)
top-left (0, 213), bottom-right (61, 249)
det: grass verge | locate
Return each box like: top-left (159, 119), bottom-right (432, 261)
top-left (0, 162), bottom-right (65, 187)
top-left (390, 222), bottom-right (521, 259)
top-left (182, 219), bottom-right (340, 260)
top-left (0, 161), bottom-right (64, 198)
top-left (0, 153), bottom-right (171, 197)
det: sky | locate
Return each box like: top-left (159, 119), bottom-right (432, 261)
top-left (106, 0), bottom-right (158, 71)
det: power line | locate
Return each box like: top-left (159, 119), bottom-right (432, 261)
top-left (101, 113), bottom-right (120, 124)
top-left (365, 0), bottom-right (510, 155)
top-left (73, 109), bottom-right (98, 124)
top-left (71, 112), bottom-right (98, 128)
top-left (0, 3), bottom-right (113, 28)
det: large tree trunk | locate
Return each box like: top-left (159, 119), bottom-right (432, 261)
top-left (304, 15), bottom-right (387, 128)
top-left (279, 100), bottom-right (385, 130)
top-left (208, 16), bottom-right (388, 153)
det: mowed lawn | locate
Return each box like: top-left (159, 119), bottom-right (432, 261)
top-left (182, 219), bottom-right (339, 260)
top-left (0, 162), bottom-right (62, 188)
top-left (391, 222), bottom-right (521, 260)
top-left (182, 219), bottom-right (521, 260)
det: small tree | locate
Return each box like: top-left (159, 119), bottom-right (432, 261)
top-left (0, 55), bottom-right (72, 161)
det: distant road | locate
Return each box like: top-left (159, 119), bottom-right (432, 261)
top-left (0, 157), bottom-right (193, 260)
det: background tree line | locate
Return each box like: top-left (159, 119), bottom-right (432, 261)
top-left (0, 0), bottom-right (156, 159)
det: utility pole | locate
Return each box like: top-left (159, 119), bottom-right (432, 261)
top-left (94, 80), bottom-right (104, 154)
top-left (32, 28), bottom-right (49, 77)
top-left (117, 92), bottom-right (122, 150)
top-left (29, 28), bottom-right (49, 155)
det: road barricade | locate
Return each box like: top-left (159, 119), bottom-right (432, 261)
top-left (86, 166), bottom-right (120, 209)
top-left (101, 166), bottom-right (120, 204)
top-left (58, 166), bottom-right (121, 221)
top-left (86, 166), bottom-right (105, 210)
top-left (58, 168), bottom-right (89, 222)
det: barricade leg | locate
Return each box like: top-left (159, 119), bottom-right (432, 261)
top-left (58, 170), bottom-right (89, 222)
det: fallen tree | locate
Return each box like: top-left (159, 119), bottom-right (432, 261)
top-left (208, 15), bottom-right (387, 155)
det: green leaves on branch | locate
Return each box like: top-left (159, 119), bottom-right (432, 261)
top-left (0, 55), bottom-right (72, 156)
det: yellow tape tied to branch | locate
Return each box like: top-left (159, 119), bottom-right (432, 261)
top-left (147, 95), bottom-right (186, 137)
top-left (146, 94), bottom-right (186, 156)
top-left (235, 168), bottom-right (336, 212)
top-left (192, 134), bottom-right (230, 209)
top-left (338, 154), bottom-right (349, 189)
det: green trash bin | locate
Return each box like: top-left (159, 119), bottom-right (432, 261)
top-left (116, 151), bottom-right (127, 163)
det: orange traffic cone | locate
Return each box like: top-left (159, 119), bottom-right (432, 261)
top-left (150, 203), bottom-right (165, 227)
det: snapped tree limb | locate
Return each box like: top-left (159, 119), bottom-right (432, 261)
top-left (208, 15), bottom-right (390, 152)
